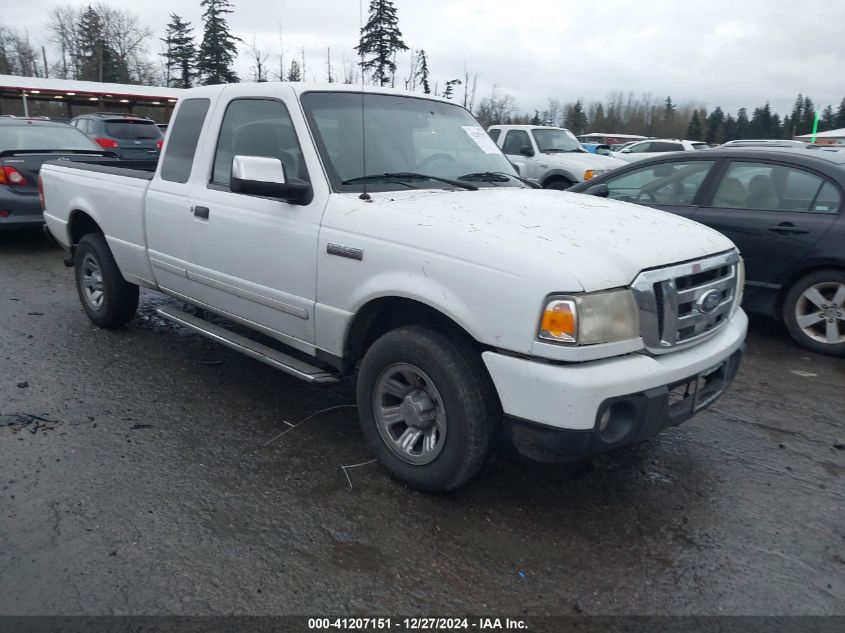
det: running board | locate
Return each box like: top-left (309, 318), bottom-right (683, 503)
top-left (156, 306), bottom-right (338, 384)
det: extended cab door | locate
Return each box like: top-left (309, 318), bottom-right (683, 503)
top-left (181, 86), bottom-right (328, 350)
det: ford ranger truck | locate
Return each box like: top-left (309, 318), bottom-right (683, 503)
top-left (487, 124), bottom-right (626, 189)
top-left (41, 83), bottom-right (747, 492)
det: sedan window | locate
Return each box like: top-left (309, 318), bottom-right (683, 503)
top-left (604, 160), bottom-right (715, 205)
top-left (711, 161), bottom-right (840, 213)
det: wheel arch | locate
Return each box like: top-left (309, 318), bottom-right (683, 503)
top-left (540, 169), bottom-right (577, 188)
top-left (344, 295), bottom-right (485, 372)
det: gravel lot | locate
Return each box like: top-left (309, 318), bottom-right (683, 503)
top-left (1, 228), bottom-right (843, 616)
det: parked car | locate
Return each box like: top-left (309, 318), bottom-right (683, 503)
top-left (42, 83), bottom-right (747, 491)
top-left (0, 117), bottom-right (116, 229)
top-left (488, 124), bottom-right (626, 188)
top-left (610, 138), bottom-right (709, 163)
top-left (70, 113), bottom-right (163, 161)
top-left (719, 139), bottom-right (809, 149)
top-left (581, 142), bottom-right (613, 156)
top-left (570, 148), bottom-right (845, 355)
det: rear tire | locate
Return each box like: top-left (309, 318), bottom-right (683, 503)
top-left (356, 326), bottom-right (500, 492)
top-left (74, 232), bottom-right (139, 328)
top-left (782, 269), bottom-right (845, 356)
top-left (544, 178), bottom-right (574, 190)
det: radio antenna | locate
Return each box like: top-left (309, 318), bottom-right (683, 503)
top-left (358, 0), bottom-right (370, 201)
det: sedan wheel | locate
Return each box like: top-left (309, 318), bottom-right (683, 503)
top-left (794, 282), bottom-right (845, 345)
top-left (784, 270), bottom-right (845, 356)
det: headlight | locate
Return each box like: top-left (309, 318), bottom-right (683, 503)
top-left (734, 256), bottom-right (745, 313)
top-left (584, 169), bottom-right (605, 180)
top-left (539, 289), bottom-right (640, 345)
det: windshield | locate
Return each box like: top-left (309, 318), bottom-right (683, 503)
top-left (0, 124), bottom-right (101, 151)
top-left (301, 92), bottom-right (519, 192)
top-left (531, 128), bottom-right (583, 153)
top-left (103, 120), bottom-right (162, 140)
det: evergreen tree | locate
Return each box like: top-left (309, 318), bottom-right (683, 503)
top-left (821, 105), bottom-right (834, 132)
top-left (286, 59), bottom-right (301, 82)
top-left (722, 114), bottom-right (737, 142)
top-left (197, 0), bottom-right (239, 85)
top-left (750, 102), bottom-right (774, 138)
top-left (781, 115), bottom-right (793, 140)
top-left (77, 6), bottom-right (123, 82)
top-left (736, 107), bottom-right (750, 138)
top-left (415, 49), bottom-right (430, 94)
top-left (563, 100), bottom-right (588, 135)
top-left (687, 110), bottom-right (704, 140)
top-left (789, 94), bottom-right (804, 135)
top-left (162, 14), bottom-right (197, 88)
top-left (836, 97), bottom-right (845, 129)
top-left (355, 0), bottom-right (408, 86)
top-left (800, 96), bottom-right (816, 136)
top-left (442, 78), bottom-right (461, 100)
top-left (705, 106), bottom-right (725, 144)
top-left (530, 110), bottom-right (541, 126)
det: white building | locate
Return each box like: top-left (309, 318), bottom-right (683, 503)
top-left (794, 128), bottom-right (845, 146)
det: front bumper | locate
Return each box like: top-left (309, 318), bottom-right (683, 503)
top-left (482, 309), bottom-right (748, 461)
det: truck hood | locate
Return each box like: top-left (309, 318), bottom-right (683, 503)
top-left (330, 188), bottom-right (735, 292)
top-left (541, 151), bottom-right (626, 170)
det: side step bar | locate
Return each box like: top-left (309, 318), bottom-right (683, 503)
top-left (156, 306), bottom-right (339, 384)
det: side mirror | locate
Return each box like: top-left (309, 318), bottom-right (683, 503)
top-left (583, 183), bottom-right (609, 198)
top-left (520, 146), bottom-right (535, 157)
top-left (230, 155), bottom-right (312, 204)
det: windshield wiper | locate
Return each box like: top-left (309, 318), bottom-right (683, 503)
top-left (342, 172), bottom-right (478, 191)
top-left (458, 172), bottom-right (540, 189)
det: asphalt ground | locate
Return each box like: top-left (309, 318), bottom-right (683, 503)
top-left (1, 228), bottom-right (843, 616)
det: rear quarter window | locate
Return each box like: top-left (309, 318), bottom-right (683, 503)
top-left (160, 99), bottom-right (211, 184)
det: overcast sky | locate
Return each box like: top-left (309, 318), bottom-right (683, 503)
top-left (5, 0), bottom-right (845, 116)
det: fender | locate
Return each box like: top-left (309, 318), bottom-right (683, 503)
top-left (540, 168), bottom-right (579, 186)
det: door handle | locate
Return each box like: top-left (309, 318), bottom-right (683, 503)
top-left (193, 205), bottom-right (210, 219)
top-left (767, 222), bottom-right (809, 235)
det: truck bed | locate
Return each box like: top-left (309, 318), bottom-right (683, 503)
top-left (41, 159), bottom-right (157, 287)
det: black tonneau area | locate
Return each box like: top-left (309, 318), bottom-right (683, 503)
top-left (44, 158), bottom-right (157, 180)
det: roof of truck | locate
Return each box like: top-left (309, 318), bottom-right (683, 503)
top-left (179, 82), bottom-right (460, 106)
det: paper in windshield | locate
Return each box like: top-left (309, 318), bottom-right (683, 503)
top-left (462, 126), bottom-right (501, 154)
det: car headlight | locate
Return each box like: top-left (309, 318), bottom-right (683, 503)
top-left (733, 256), bottom-right (745, 313)
top-left (539, 289), bottom-right (640, 345)
top-left (584, 169), bottom-right (605, 180)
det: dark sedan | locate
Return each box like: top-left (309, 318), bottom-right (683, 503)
top-left (570, 148), bottom-right (845, 356)
top-left (0, 118), bottom-right (115, 229)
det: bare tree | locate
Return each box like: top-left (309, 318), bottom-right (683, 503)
top-left (245, 34), bottom-right (269, 81)
top-left (475, 85), bottom-right (517, 128)
top-left (326, 47), bottom-right (333, 83)
top-left (462, 68), bottom-right (480, 111)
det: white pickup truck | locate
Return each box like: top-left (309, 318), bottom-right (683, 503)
top-left (41, 83), bottom-right (747, 492)
top-left (487, 124), bottom-right (626, 189)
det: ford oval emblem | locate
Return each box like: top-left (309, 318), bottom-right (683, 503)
top-left (697, 289), bottom-right (722, 314)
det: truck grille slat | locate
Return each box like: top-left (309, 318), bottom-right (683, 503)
top-left (632, 251), bottom-right (739, 354)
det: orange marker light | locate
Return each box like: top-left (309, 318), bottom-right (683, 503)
top-left (540, 300), bottom-right (577, 342)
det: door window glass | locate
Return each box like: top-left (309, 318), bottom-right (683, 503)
top-left (711, 161), bottom-right (836, 212)
top-left (211, 98), bottom-right (308, 188)
top-left (502, 130), bottom-right (531, 155)
top-left (626, 142), bottom-right (652, 153)
top-left (604, 160), bottom-right (714, 204)
top-left (488, 128), bottom-right (501, 143)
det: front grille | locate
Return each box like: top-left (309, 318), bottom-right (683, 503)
top-left (632, 251), bottom-right (739, 353)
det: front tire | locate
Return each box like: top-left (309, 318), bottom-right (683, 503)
top-left (783, 269), bottom-right (845, 356)
top-left (74, 232), bottom-right (139, 328)
top-left (356, 326), bottom-right (500, 492)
